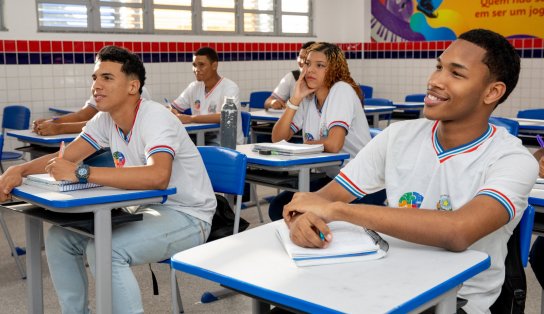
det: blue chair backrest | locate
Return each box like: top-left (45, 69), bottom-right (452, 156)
top-left (2, 105), bottom-right (31, 130)
top-left (359, 85), bottom-right (373, 99)
top-left (197, 146), bottom-right (247, 196)
top-left (405, 94), bottom-right (426, 102)
top-left (364, 98), bottom-right (393, 107)
top-left (489, 117), bottom-right (519, 136)
top-left (249, 91), bottom-right (272, 109)
top-left (369, 128), bottom-right (382, 138)
top-left (240, 111), bottom-right (251, 139)
top-left (519, 205), bottom-right (535, 267)
top-left (517, 109), bottom-right (544, 120)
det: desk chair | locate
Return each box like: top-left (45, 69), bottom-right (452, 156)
top-left (517, 109), bottom-right (544, 120)
top-left (1, 105), bottom-right (31, 172)
top-left (241, 111), bottom-right (251, 144)
top-left (392, 93), bottom-right (426, 119)
top-left (489, 116), bottom-right (520, 137)
top-left (241, 91), bottom-right (272, 110)
top-left (157, 146), bottom-right (247, 313)
top-left (364, 98), bottom-right (393, 126)
top-left (359, 84), bottom-right (373, 98)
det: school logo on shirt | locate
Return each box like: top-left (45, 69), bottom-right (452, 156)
top-left (209, 103), bottom-right (217, 113)
top-left (398, 192), bottom-right (424, 208)
top-left (193, 100), bottom-right (201, 115)
top-left (112, 151), bottom-right (126, 168)
top-left (320, 122), bottom-right (328, 138)
top-left (436, 195), bottom-right (453, 211)
top-left (304, 133), bottom-right (315, 141)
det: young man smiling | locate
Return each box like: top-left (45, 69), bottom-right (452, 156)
top-left (282, 29), bottom-right (537, 313)
top-left (170, 46), bottom-right (243, 144)
top-left (0, 46), bottom-right (216, 314)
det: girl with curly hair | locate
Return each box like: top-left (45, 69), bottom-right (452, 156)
top-left (268, 42), bottom-right (380, 221)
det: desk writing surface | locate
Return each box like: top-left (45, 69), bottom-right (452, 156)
top-left (171, 221), bottom-right (490, 313)
top-left (237, 144), bottom-right (349, 167)
top-left (513, 118), bottom-right (544, 131)
top-left (364, 105), bottom-right (396, 112)
top-left (250, 110), bottom-right (283, 122)
top-left (12, 185), bottom-right (176, 209)
top-left (183, 123), bottom-right (220, 131)
top-left (7, 129), bottom-right (79, 145)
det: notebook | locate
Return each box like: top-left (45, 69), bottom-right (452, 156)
top-left (253, 140), bottom-right (324, 156)
top-left (276, 221), bottom-right (388, 267)
top-left (24, 173), bottom-right (102, 192)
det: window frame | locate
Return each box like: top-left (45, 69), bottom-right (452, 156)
top-left (35, 0), bottom-right (313, 36)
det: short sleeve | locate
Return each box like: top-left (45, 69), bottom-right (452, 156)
top-left (80, 112), bottom-right (111, 151)
top-left (324, 82), bottom-right (360, 134)
top-left (142, 110), bottom-right (184, 161)
top-left (272, 72), bottom-right (295, 102)
top-left (172, 83), bottom-right (195, 112)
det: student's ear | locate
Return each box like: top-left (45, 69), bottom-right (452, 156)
top-left (212, 61), bottom-right (218, 72)
top-left (128, 80), bottom-right (141, 95)
top-left (483, 81), bottom-right (506, 106)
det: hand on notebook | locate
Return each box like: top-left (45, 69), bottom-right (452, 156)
top-left (0, 167), bottom-right (24, 201)
top-left (45, 157), bottom-right (78, 183)
top-left (286, 211), bottom-right (332, 249)
top-left (284, 191), bottom-right (333, 223)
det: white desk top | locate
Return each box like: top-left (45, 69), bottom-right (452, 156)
top-left (7, 129), bottom-right (79, 145)
top-left (171, 221), bottom-right (490, 313)
top-left (364, 105), bottom-right (396, 112)
top-left (250, 110), bottom-right (283, 122)
top-left (237, 144), bottom-right (349, 168)
top-left (49, 106), bottom-right (82, 115)
top-left (393, 102), bottom-right (425, 108)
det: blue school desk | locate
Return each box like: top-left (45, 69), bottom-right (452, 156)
top-left (11, 184), bottom-right (176, 314)
top-left (171, 220), bottom-right (490, 314)
top-left (393, 101), bottom-right (425, 118)
top-left (183, 122), bottom-right (220, 146)
top-left (49, 106), bottom-right (83, 115)
top-left (7, 129), bottom-right (78, 147)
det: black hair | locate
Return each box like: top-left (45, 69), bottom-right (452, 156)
top-left (458, 29), bottom-right (520, 105)
top-left (195, 47), bottom-right (219, 63)
top-left (301, 41), bottom-right (316, 50)
top-left (96, 45), bottom-right (146, 94)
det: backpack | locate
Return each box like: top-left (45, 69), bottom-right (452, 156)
top-left (208, 194), bottom-right (250, 242)
top-left (489, 222), bottom-right (526, 314)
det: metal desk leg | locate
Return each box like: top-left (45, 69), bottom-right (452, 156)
top-left (94, 209), bottom-right (113, 314)
top-left (298, 168), bottom-right (310, 192)
top-left (252, 299), bottom-right (270, 314)
top-left (196, 132), bottom-right (205, 146)
top-left (434, 288), bottom-right (457, 314)
top-left (26, 216), bottom-right (43, 314)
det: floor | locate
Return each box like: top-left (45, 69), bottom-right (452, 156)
top-left (0, 184), bottom-right (542, 314)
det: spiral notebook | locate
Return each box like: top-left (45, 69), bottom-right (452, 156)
top-left (276, 221), bottom-right (388, 267)
top-left (24, 173), bottom-right (102, 192)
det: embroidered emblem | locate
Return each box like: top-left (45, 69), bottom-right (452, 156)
top-left (112, 151), bottom-right (126, 168)
top-left (398, 192), bottom-right (424, 208)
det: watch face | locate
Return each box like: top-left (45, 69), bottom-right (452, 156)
top-left (77, 168), bottom-right (87, 176)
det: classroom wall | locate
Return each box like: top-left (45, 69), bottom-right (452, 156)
top-left (0, 0), bottom-right (543, 151)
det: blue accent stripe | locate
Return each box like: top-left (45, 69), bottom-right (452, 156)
top-left (435, 124), bottom-right (494, 160)
top-left (146, 147), bottom-right (175, 159)
top-left (478, 190), bottom-right (515, 220)
top-left (289, 123), bottom-right (299, 134)
top-left (334, 175), bottom-right (366, 199)
top-left (81, 133), bottom-right (102, 151)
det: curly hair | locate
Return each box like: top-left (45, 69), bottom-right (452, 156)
top-left (306, 42), bottom-right (363, 101)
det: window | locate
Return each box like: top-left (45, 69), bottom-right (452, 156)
top-left (36, 0), bottom-right (312, 36)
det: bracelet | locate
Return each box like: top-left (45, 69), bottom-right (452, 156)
top-left (286, 99), bottom-right (299, 111)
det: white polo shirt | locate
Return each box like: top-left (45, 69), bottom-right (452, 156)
top-left (335, 118), bottom-right (538, 313)
top-left (172, 77), bottom-right (243, 145)
top-left (80, 99), bottom-right (217, 224)
top-left (271, 71), bottom-right (297, 102)
top-left (289, 81), bottom-right (371, 177)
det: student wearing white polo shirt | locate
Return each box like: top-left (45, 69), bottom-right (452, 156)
top-left (170, 47), bottom-right (243, 145)
top-left (268, 42), bottom-right (384, 221)
top-left (283, 29), bottom-right (537, 313)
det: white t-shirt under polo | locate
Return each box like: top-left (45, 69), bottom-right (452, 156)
top-left (81, 99), bottom-right (217, 224)
top-left (335, 118), bottom-right (538, 313)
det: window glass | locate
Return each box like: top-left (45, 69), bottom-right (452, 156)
top-left (202, 11), bottom-right (235, 32)
top-left (281, 0), bottom-right (308, 13)
top-left (154, 0), bottom-right (191, 5)
top-left (243, 0), bottom-right (273, 11)
top-left (100, 6), bottom-right (143, 29)
top-left (282, 15), bottom-right (309, 33)
top-left (37, 3), bottom-right (88, 28)
top-left (154, 9), bottom-right (192, 30)
top-left (202, 0), bottom-right (234, 9)
top-left (244, 13), bottom-right (273, 32)
top-left (101, 0), bottom-right (142, 3)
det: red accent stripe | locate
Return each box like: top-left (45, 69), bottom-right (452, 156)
top-left (338, 172), bottom-right (369, 195)
top-left (482, 188), bottom-right (516, 215)
top-left (205, 77), bottom-right (224, 99)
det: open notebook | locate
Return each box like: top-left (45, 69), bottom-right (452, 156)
top-left (276, 221), bottom-right (388, 267)
top-left (24, 173), bottom-right (102, 192)
top-left (253, 140), bottom-right (324, 156)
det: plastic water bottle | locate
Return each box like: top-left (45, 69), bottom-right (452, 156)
top-left (220, 96), bottom-right (238, 149)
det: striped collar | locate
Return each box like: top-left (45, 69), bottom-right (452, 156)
top-left (205, 77), bottom-right (223, 99)
top-left (115, 99), bottom-right (142, 144)
top-left (431, 120), bottom-right (496, 163)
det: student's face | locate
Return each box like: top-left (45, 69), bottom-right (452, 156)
top-left (92, 60), bottom-right (137, 112)
top-left (192, 55), bottom-right (217, 82)
top-left (297, 48), bottom-right (308, 70)
top-left (424, 39), bottom-right (493, 122)
top-left (304, 51), bottom-right (328, 90)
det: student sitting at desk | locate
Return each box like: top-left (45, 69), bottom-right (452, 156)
top-left (264, 41), bottom-right (315, 110)
top-left (0, 45), bottom-right (216, 314)
top-left (283, 29), bottom-right (537, 313)
top-left (169, 46), bottom-right (243, 145)
top-left (32, 87), bottom-right (151, 136)
top-left (268, 42), bottom-right (378, 221)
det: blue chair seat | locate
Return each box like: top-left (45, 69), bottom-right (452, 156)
top-left (2, 151), bottom-right (24, 160)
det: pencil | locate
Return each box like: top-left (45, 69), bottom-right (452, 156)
top-left (59, 141), bottom-right (65, 158)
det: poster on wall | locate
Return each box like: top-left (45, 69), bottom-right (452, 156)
top-left (371, 0), bottom-right (544, 42)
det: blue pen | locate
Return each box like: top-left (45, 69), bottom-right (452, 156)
top-left (537, 134), bottom-right (544, 148)
top-left (318, 231), bottom-right (325, 241)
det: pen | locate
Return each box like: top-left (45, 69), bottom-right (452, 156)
top-left (318, 231), bottom-right (325, 241)
top-left (537, 134), bottom-right (544, 148)
top-left (59, 141), bottom-right (65, 158)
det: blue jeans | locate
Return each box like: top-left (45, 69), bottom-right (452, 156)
top-left (45, 205), bottom-right (210, 314)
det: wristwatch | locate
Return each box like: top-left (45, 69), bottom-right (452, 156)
top-left (75, 164), bottom-right (90, 183)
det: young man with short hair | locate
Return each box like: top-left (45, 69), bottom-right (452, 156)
top-left (0, 46), bottom-right (216, 314)
top-left (283, 29), bottom-right (537, 313)
top-left (170, 46), bottom-right (243, 144)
